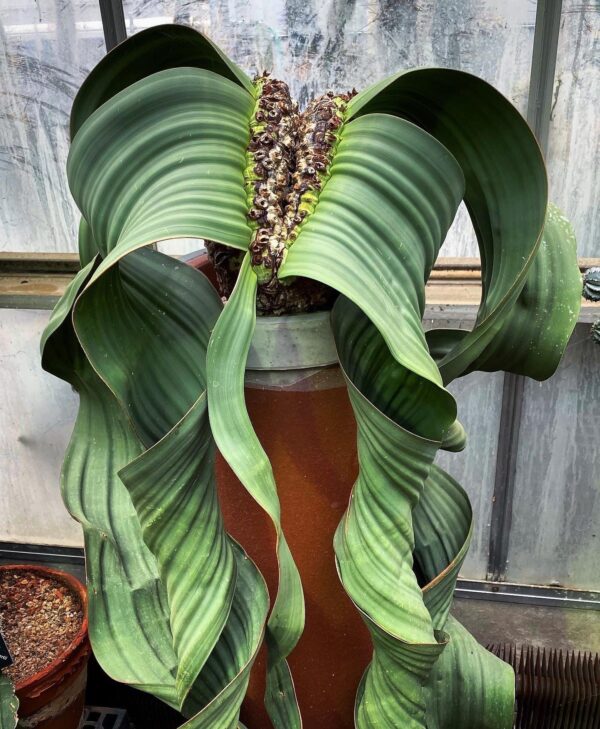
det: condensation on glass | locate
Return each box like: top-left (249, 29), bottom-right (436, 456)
top-left (506, 324), bottom-right (600, 591)
top-left (0, 0), bottom-right (105, 253)
top-left (123, 0), bottom-right (538, 257)
top-left (546, 0), bottom-right (599, 258)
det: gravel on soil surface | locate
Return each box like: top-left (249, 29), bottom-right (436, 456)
top-left (0, 570), bottom-right (83, 685)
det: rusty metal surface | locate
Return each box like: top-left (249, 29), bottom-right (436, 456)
top-left (489, 643), bottom-right (600, 728)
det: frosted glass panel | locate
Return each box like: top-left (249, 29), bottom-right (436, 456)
top-left (0, 0), bottom-right (105, 253)
top-left (506, 325), bottom-right (600, 590)
top-left (123, 0), bottom-right (538, 257)
top-left (0, 309), bottom-right (82, 546)
top-left (546, 0), bottom-right (599, 257)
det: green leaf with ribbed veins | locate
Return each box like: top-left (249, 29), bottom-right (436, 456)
top-left (331, 298), bottom-right (454, 728)
top-left (347, 68), bottom-right (548, 384)
top-left (57, 367), bottom-right (179, 705)
top-left (41, 256), bottom-right (97, 377)
top-left (463, 203), bottom-right (581, 379)
top-left (0, 675), bottom-right (18, 729)
top-left (43, 263), bottom-right (176, 703)
top-left (41, 259), bottom-right (177, 701)
top-left (206, 254), bottom-right (304, 729)
top-left (181, 543), bottom-right (268, 728)
top-left (426, 205), bottom-right (580, 382)
top-left (281, 112), bottom-right (464, 401)
top-left (68, 67), bottom-right (254, 259)
top-left (74, 247), bottom-right (223, 446)
top-left (441, 419), bottom-right (467, 452)
top-left (332, 297), bottom-right (456, 441)
top-left (119, 392), bottom-right (237, 706)
top-left (78, 218), bottom-right (100, 268)
top-left (414, 464), bottom-right (472, 631)
top-left (71, 24), bottom-right (254, 138)
top-left (412, 466), bottom-right (513, 728)
top-left (43, 247), bottom-right (270, 724)
top-left (332, 302), bottom-right (511, 727)
top-left (424, 617), bottom-right (515, 729)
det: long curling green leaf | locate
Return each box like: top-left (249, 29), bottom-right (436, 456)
top-left (424, 617), bottom-right (515, 729)
top-left (181, 542), bottom-right (268, 728)
top-left (73, 248), bottom-right (223, 446)
top-left (332, 299), bottom-right (455, 729)
top-left (426, 203), bottom-right (581, 382)
top-left (281, 112), bottom-right (465, 397)
top-left (41, 248), bottom-right (270, 725)
top-left (332, 302), bottom-right (514, 729)
top-left (66, 372), bottom-right (180, 704)
top-left (77, 218), bottom-right (100, 268)
top-left (42, 262), bottom-right (180, 704)
top-left (119, 393), bottom-right (237, 706)
top-left (331, 300), bottom-right (515, 728)
top-left (71, 24), bottom-right (254, 137)
top-left (206, 254), bottom-right (304, 729)
top-left (346, 68), bottom-right (549, 384)
top-left (414, 464), bottom-right (472, 631)
top-left (67, 67), bottom-right (254, 259)
top-left (463, 203), bottom-right (581, 379)
top-left (413, 466), bottom-right (514, 728)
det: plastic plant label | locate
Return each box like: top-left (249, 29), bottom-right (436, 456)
top-left (0, 632), bottom-right (13, 670)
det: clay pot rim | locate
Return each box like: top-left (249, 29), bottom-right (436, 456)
top-left (0, 564), bottom-right (89, 693)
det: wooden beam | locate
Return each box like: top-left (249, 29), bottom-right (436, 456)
top-left (2, 264), bottom-right (598, 321)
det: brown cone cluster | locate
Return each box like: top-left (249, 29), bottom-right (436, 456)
top-left (242, 75), bottom-right (298, 274)
top-left (207, 75), bottom-right (356, 316)
top-left (283, 91), bottom-right (353, 241)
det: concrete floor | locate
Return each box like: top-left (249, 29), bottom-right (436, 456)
top-left (452, 597), bottom-right (600, 653)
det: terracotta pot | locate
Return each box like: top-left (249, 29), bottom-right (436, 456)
top-left (0, 565), bottom-right (90, 729)
top-left (190, 254), bottom-right (372, 728)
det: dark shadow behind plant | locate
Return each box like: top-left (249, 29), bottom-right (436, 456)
top-left (40, 25), bottom-right (581, 729)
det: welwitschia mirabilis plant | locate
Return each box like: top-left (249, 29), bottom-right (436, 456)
top-left (41, 24), bottom-right (581, 729)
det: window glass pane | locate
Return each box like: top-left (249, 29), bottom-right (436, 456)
top-left (0, 0), bottom-right (105, 253)
top-left (0, 308), bottom-right (82, 546)
top-left (123, 0), bottom-right (538, 258)
top-left (546, 0), bottom-right (599, 258)
top-left (506, 324), bottom-right (600, 590)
